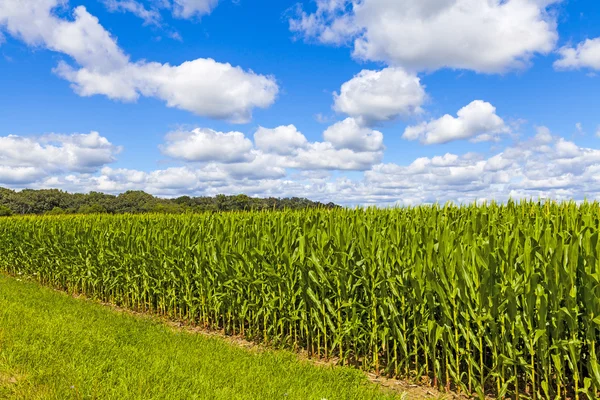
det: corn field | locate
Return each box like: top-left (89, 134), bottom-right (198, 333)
top-left (1, 201), bottom-right (599, 399)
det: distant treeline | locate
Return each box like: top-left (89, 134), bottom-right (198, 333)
top-left (0, 187), bottom-right (338, 216)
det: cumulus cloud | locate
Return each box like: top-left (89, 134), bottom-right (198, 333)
top-left (555, 37), bottom-right (600, 71)
top-left (0, 166), bottom-right (46, 185)
top-left (0, 132), bottom-right (120, 185)
top-left (333, 67), bottom-right (425, 124)
top-left (160, 128), bottom-right (254, 163)
top-left (288, 142), bottom-right (383, 171)
top-left (0, 2), bottom-right (129, 71)
top-left (172, 0), bottom-right (219, 19)
top-left (555, 138), bottom-right (580, 158)
top-left (65, 159), bottom-right (287, 196)
top-left (402, 100), bottom-right (509, 145)
top-left (361, 134), bottom-right (600, 205)
top-left (56, 59), bottom-right (278, 123)
top-left (58, 166), bottom-right (288, 197)
top-left (289, 0), bottom-right (361, 45)
top-left (94, 165), bottom-right (230, 193)
top-left (323, 117), bottom-right (384, 152)
top-left (222, 152), bottom-right (288, 180)
top-left (53, 150), bottom-right (380, 197)
top-left (529, 126), bottom-right (554, 152)
top-left (46, 129), bottom-right (600, 206)
top-left (161, 123), bottom-right (383, 172)
top-left (155, 122), bottom-right (383, 175)
top-left (102, 0), bottom-right (161, 26)
top-left (102, 0), bottom-right (219, 22)
top-left (254, 125), bottom-right (308, 155)
top-left (0, 0), bottom-right (278, 123)
top-left (290, 0), bottom-right (560, 73)
top-left (12, 126), bottom-right (600, 207)
top-left (252, 121), bottom-right (385, 171)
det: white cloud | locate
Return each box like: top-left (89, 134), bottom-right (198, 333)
top-left (66, 160), bottom-right (286, 196)
top-left (94, 165), bottom-right (232, 193)
top-left (0, 166), bottom-right (46, 185)
top-left (289, 0), bottom-right (361, 45)
top-left (0, 2), bottom-right (129, 72)
top-left (555, 138), bottom-right (580, 158)
top-left (67, 149), bottom-right (380, 196)
top-left (361, 134), bottom-right (600, 205)
top-left (222, 152), bottom-right (287, 180)
top-left (0, 0), bottom-right (278, 123)
top-left (12, 127), bottom-right (600, 207)
top-left (166, 30), bottom-right (183, 41)
top-left (71, 130), bottom-right (600, 205)
top-left (323, 117), bottom-right (383, 152)
top-left (56, 59), bottom-right (278, 123)
top-left (287, 142), bottom-right (383, 171)
top-left (254, 125), bottom-right (308, 155)
top-left (102, 0), bottom-right (219, 21)
top-left (251, 122), bottom-right (384, 171)
top-left (160, 123), bottom-right (383, 172)
top-left (160, 128), bottom-right (254, 163)
top-left (0, 132), bottom-right (120, 185)
top-left (102, 0), bottom-right (161, 26)
top-left (315, 113), bottom-right (333, 124)
top-left (172, 0), bottom-right (219, 19)
top-left (333, 67), bottom-right (425, 124)
top-left (0, 131), bottom-right (120, 172)
top-left (403, 100), bottom-right (509, 145)
top-left (529, 126), bottom-right (554, 152)
top-left (290, 0), bottom-right (560, 73)
top-left (555, 38), bottom-right (600, 71)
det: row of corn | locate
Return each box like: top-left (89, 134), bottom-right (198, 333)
top-left (0, 201), bottom-right (599, 399)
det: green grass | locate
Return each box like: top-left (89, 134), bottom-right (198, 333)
top-left (0, 274), bottom-right (399, 400)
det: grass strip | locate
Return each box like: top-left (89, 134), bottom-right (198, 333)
top-left (0, 274), bottom-right (399, 400)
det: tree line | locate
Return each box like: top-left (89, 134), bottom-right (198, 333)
top-left (0, 187), bottom-right (338, 216)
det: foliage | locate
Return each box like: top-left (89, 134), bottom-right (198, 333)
top-left (78, 203), bottom-right (108, 214)
top-left (0, 275), bottom-right (397, 400)
top-left (1, 201), bottom-right (599, 399)
top-left (0, 205), bottom-right (12, 217)
top-left (0, 187), bottom-right (337, 215)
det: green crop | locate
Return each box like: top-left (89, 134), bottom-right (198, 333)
top-left (1, 200), bottom-right (599, 399)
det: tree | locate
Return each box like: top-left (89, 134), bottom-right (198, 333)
top-left (78, 204), bottom-right (108, 214)
top-left (0, 186), bottom-right (338, 215)
top-left (46, 207), bottom-right (66, 215)
top-left (115, 191), bottom-right (156, 214)
top-left (0, 205), bottom-right (12, 217)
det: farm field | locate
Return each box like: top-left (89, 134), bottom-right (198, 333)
top-left (1, 201), bottom-right (600, 399)
top-left (0, 274), bottom-right (404, 400)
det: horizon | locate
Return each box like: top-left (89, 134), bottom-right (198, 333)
top-left (4, 185), bottom-right (599, 210)
top-left (1, 0), bottom-right (600, 207)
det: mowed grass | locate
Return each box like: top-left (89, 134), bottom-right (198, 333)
top-left (0, 274), bottom-right (400, 400)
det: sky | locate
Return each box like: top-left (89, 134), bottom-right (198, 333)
top-left (1, 0), bottom-right (600, 206)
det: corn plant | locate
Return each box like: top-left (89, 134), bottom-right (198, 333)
top-left (0, 200), bottom-right (599, 399)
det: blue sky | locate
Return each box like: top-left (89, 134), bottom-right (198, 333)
top-left (1, 0), bottom-right (600, 205)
